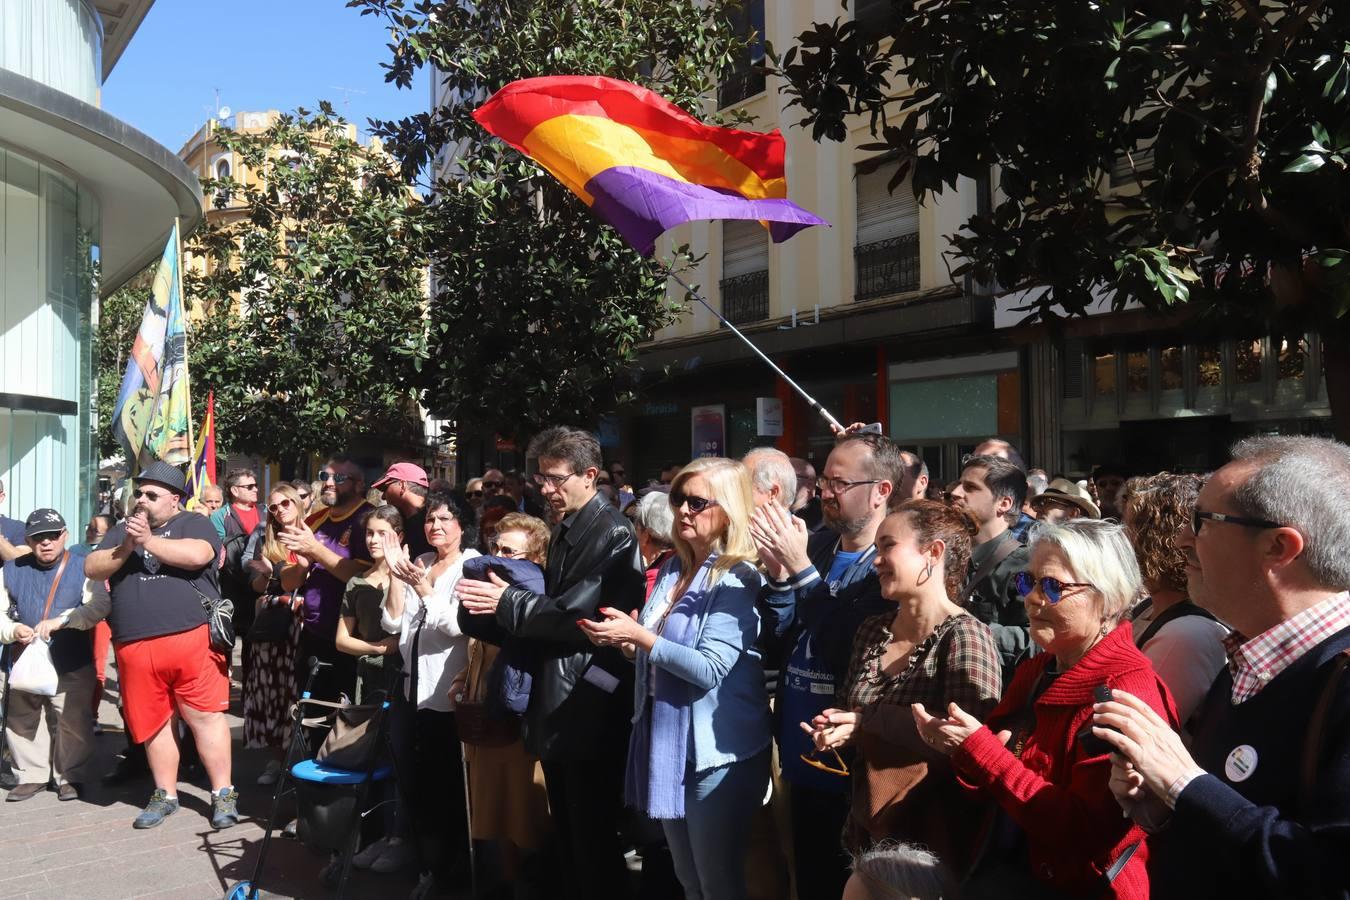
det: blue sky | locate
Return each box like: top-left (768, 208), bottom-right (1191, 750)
top-left (102, 0), bottom-right (427, 155)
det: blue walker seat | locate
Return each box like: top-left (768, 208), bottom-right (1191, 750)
top-left (291, 757), bottom-right (394, 785)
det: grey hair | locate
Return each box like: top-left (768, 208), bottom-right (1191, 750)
top-left (849, 841), bottom-right (956, 900)
top-left (1027, 471), bottom-right (1049, 498)
top-left (743, 447), bottom-right (797, 501)
top-left (1231, 435), bottom-right (1350, 590)
top-left (1030, 518), bottom-right (1143, 623)
top-left (633, 491), bottom-right (675, 546)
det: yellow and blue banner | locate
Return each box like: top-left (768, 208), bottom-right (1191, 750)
top-left (111, 223), bottom-right (192, 468)
top-left (185, 392), bottom-right (217, 510)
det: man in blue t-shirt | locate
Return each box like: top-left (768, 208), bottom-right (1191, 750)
top-left (752, 433), bottom-right (904, 900)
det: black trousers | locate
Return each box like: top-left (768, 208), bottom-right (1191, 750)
top-left (394, 707), bottom-right (469, 882)
top-left (788, 782), bottom-right (851, 900)
top-left (541, 757), bottom-right (631, 900)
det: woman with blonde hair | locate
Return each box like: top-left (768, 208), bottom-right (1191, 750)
top-left (580, 457), bottom-right (769, 900)
top-left (241, 483), bottom-right (309, 784)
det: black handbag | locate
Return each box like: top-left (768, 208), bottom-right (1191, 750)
top-left (191, 583), bottom-right (235, 654)
top-left (247, 594), bottom-right (297, 643)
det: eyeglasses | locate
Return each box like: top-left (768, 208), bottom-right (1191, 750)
top-left (132, 489), bottom-right (166, 501)
top-left (532, 472), bottom-right (575, 488)
top-left (799, 748), bottom-right (849, 777)
top-left (670, 491), bottom-right (718, 514)
top-left (268, 499), bottom-right (294, 513)
top-left (1013, 571), bottom-right (1096, 604)
top-left (818, 477), bottom-right (881, 496)
top-left (297, 491), bottom-right (310, 500)
top-left (317, 471), bottom-right (350, 484)
top-left (1191, 508), bottom-right (1284, 535)
top-left (466, 490), bottom-right (483, 498)
top-left (492, 542), bottom-right (527, 559)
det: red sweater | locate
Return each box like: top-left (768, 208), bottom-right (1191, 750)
top-left (952, 623), bottom-right (1177, 898)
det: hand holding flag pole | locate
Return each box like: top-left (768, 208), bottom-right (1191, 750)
top-left (473, 75), bottom-right (845, 433)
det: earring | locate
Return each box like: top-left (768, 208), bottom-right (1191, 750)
top-left (923, 560), bottom-right (934, 581)
top-left (1099, 620), bottom-right (1109, 637)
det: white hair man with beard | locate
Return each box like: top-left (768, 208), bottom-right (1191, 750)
top-left (749, 433), bottom-right (902, 900)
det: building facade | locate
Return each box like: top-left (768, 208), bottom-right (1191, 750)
top-left (0, 0), bottom-right (201, 526)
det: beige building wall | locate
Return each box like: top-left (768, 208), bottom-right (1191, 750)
top-left (649, 0), bottom-right (977, 346)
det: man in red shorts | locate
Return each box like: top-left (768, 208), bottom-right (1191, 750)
top-left (84, 462), bottom-right (237, 830)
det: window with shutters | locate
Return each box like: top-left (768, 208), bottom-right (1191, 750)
top-left (855, 159), bottom-right (920, 301)
top-left (718, 0), bottom-right (765, 108)
top-left (720, 220), bottom-right (769, 324)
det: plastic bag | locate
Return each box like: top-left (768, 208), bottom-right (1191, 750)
top-left (9, 640), bottom-right (58, 696)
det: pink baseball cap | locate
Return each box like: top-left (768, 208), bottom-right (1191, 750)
top-left (372, 462), bottom-right (429, 489)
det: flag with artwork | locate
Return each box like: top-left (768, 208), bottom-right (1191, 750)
top-left (185, 392), bottom-right (216, 511)
top-left (111, 223), bottom-right (192, 468)
top-left (472, 75), bottom-right (828, 255)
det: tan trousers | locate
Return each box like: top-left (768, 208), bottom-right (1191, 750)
top-left (7, 663), bottom-right (96, 786)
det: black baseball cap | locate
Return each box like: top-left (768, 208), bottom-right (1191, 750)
top-left (24, 509), bottom-right (66, 540)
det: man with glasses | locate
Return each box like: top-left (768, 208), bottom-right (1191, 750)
top-left (749, 433), bottom-right (901, 900)
top-left (210, 469), bottom-right (263, 667)
top-left (458, 426), bottom-right (643, 900)
top-left (0, 510), bottom-right (101, 802)
top-left (481, 468), bottom-right (506, 501)
top-left (949, 454), bottom-right (1032, 674)
top-left (280, 455), bottom-right (373, 702)
top-left (1095, 436), bottom-right (1350, 899)
top-left (84, 461), bottom-right (237, 830)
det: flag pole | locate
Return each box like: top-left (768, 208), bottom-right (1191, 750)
top-left (660, 264), bottom-right (844, 433)
top-left (177, 218), bottom-right (198, 497)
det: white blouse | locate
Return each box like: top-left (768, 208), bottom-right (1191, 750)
top-left (381, 549), bottom-right (479, 712)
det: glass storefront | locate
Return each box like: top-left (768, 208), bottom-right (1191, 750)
top-left (0, 144), bottom-right (100, 527)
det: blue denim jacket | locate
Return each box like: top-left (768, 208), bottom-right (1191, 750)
top-left (632, 557), bottom-right (771, 772)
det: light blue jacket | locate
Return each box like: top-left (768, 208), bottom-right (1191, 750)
top-left (633, 557), bottom-right (771, 772)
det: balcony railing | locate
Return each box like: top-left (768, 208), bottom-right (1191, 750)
top-left (718, 67), bottom-right (766, 108)
top-left (720, 270), bottom-right (769, 324)
top-left (855, 233), bottom-right (920, 301)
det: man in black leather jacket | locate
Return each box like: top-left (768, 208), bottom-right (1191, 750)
top-left (459, 426), bottom-right (644, 899)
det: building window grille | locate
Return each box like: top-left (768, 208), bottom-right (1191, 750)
top-left (855, 158), bottom-right (920, 300)
top-left (718, 0), bottom-right (765, 108)
top-left (719, 270), bottom-right (769, 324)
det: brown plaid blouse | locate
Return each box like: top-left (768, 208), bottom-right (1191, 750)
top-left (842, 611), bottom-right (1003, 718)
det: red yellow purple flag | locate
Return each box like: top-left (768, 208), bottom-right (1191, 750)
top-left (473, 75), bottom-right (828, 255)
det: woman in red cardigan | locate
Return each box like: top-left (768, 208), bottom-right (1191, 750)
top-left (913, 518), bottom-right (1178, 898)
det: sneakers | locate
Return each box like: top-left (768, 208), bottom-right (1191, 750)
top-left (370, 836), bottom-right (415, 874)
top-left (211, 787), bottom-right (240, 830)
top-left (133, 790), bottom-right (180, 829)
top-left (352, 836), bottom-right (390, 870)
top-left (256, 759), bottom-right (282, 787)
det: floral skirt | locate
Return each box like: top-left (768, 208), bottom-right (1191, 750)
top-left (242, 601), bottom-right (302, 750)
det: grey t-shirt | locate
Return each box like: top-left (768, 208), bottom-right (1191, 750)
top-left (99, 510), bottom-right (222, 644)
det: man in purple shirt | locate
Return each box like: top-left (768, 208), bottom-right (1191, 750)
top-left (281, 454), bottom-right (373, 700)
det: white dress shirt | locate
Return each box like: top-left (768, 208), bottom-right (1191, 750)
top-left (382, 549), bottom-right (479, 712)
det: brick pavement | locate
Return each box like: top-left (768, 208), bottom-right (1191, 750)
top-left (0, 657), bottom-right (427, 900)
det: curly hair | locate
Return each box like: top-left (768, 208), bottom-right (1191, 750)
top-left (494, 512), bottom-right (551, 565)
top-left (892, 499), bottom-right (979, 601)
top-left (1119, 472), bottom-right (1203, 594)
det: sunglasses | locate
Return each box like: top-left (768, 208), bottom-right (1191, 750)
top-left (237, 483), bottom-right (258, 491)
top-left (30, 532), bottom-right (63, 544)
top-left (1013, 571), bottom-right (1095, 604)
top-left (670, 491), bottom-right (718, 514)
top-left (532, 473), bottom-right (574, 488)
top-left (466, 490), bottom-right (484, 498)
top-left (317, 471), bottom-right (350, 484)
top-left (1191, 507), bottom-right (1283, 535)
top-left (799, 748), bottom-right (849, 777)
top-left (132, 489), bottom-right (167, 501)
top-left (268, 499), bottom-right (294, 513)
top-left (297, 491), bottom-right (310, 500)
top-left (482, 480), bottom-right (504, 489)
top-left (491, 542), bottom-right (527, 559)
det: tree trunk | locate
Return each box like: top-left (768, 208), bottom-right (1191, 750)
top-left (1322, 337), bottom-right (1350, 444)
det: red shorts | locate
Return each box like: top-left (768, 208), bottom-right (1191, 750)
top-left (114, 625), bottom-right (229, 743)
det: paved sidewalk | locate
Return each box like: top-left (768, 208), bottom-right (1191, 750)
top-left (0, 659), bottom-right (424, 900)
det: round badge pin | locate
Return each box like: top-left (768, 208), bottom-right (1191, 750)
top-left (1224, 744), bottom-right (1258, 782)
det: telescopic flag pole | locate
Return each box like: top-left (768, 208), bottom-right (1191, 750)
top-left (661, 265), bottom-right (844, 433)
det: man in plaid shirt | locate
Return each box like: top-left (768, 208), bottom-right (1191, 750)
top-left (1092, 435), bottom-right (1350, 898)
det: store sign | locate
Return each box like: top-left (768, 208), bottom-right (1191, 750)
top-left (691, 405), bottom-right (727, 458)
top-left (756, 398), bottom-right (784, 437)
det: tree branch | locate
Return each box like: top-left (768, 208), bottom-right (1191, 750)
top-left (1234, 0), bottom-right (1275, 40)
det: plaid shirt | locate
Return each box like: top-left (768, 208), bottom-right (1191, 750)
top-left (843, 611), bottom-right (1002, 719)
top-left (1223, 591), bottom-right (1350, 704)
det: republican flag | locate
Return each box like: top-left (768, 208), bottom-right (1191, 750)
top-left (186, 392), bottom-right (217, 510)
top-left (472, 76), bottom-right (828, 255)
top-left (111, 223), bottom-right (192, 468)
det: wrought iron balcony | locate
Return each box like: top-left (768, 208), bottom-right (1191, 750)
top-left (854, 233), bottom-right (920, 301)
top-left (720, 270), bottom-right (769, 324)
top-left (718, 67), bottom-right (766, 108)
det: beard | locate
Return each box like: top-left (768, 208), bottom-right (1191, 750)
top-left (823, 504), bottom-right (871, 538)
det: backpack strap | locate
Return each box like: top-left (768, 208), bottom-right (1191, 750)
top-left (1136, 599), bottom-right (1215, 647)
top-left (961, 531), bottom-right (1020, 605)
top-left (1300, 647), bottom-right (1350, 815)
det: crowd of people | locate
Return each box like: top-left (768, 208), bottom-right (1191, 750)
top-left (0, 422), bottom-right (1346, 899)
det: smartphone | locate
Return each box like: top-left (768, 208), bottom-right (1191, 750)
top-left (1077, 685), bottom-right (1117, 757)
